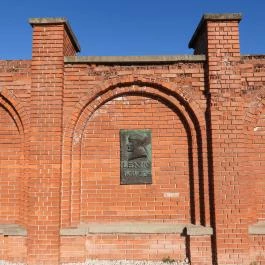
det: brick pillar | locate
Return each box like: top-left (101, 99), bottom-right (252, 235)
top-left (28, 18), bottom-right (80, 265)
top-left (190, 14), bottom-right (250, 264)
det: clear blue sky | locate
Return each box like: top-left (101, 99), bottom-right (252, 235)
top-left (0, 0), bottom-right (264, 59)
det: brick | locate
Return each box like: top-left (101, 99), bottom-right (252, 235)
top-left (0, 13), bottom-right (265, 265)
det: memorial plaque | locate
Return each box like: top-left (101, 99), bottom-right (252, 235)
top-left (120, 129), bottom-right (152, 184)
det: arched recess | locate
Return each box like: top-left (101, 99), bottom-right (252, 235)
top-left (244, 97), bottom-right (265, 223)
top-left (61, 79), bottom-right (209, 228)
top-left (0, 88), bottom-right (29, 226)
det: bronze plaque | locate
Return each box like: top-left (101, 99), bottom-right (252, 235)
top-left (120, 129), bottom-right (152, 184)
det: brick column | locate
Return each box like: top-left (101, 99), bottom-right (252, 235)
top-left (28, 18), bottom-right (79, 265)
top-left (190, 14), bottom-right (250, 264)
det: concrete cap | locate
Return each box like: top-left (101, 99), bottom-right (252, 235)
top-left (29, 17), bottom-right (81, 52)
top-left (60, 222), bottom-right (213, 236)
top-left (0, 224), bottom-right (27, 236)
top-left (61, 223), bottom-right (186, 235)
top-left (189, 13), bottom-right (242, 49)
top-left (65, 55), bottom-right (206, 64)
top-left (249, 222), bottom-right (265, 235)
top-left (186, 224), bottom-right (213, 236)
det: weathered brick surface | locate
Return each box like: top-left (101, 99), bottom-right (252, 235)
top-left (61, 235), bottom-right (186, 263)
top-left (0, 14), bottom-right (265, 265)
top-left (249, 236), bottom-right (265, 265)
top-left (0, 235), bottom-right (27, 262)
top-left (189, 236), bottom-right (212, 265)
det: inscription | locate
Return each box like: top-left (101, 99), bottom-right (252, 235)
top-left (120, 130), bottom-right (152, 184)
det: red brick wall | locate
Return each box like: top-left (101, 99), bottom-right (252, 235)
top-left (203, 19), bottom-right (250, 265)
top-left (0, 15), bottom-right (265, 265)
top-left (61, 234), bottom-right (186, 263)
top-left (252, 111), bottom-right (265, 222)
top-left (189, 236), bottom-right (212, 265)
top-left (28, 23), bottom-right (66, 265)
top-left (61, 63), bottom-right (206, 229)
top-left (64, 29), bottom-right (78, 56)
top-left (240, 56), bottom-right (265, 224)
top-left (27, 20), bottom-right (78, 265)
top-left (0, 235), bottom-right (27, 263)
top-left (0, 105), bottom-right (21, 223)
top-left (0, 60), bottom-right (31, 226)
top-left (62, 62), bottom-right (205, 122)
top-left (249, 236), bottom-right (265, 265)
top-left (80, 95), bottom-right (189, 223)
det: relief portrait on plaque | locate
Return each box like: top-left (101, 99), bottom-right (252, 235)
top-left (120, 130), bottom-right (152, 184)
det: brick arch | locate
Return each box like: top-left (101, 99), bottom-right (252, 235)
top-left (65, 77), bottom-right (205, 135)
top-left (0, 90), bottom-right (24, 134)
top-left (244, 96), bottom-right (265, 127)
top-left (61, 81), bottom-right (208, 228)
top-left (0, 88), bottom-right (30, 226)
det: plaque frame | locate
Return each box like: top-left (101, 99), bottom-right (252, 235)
top-left (120, 129), bottom-right (152, 185)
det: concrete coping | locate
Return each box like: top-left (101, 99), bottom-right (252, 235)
top-left (29, 17), bottom-right (81, 53)
top-left (241, 54), bottom-right (265, 59)
top-left (189, 13), bottom-right (242, 49)
top-left (248, 222), bottom-right (265, 235)
top-left (64, 55), bottom-right (206, 64)
top-left (60, 223), bottom-right (213, 236)
top-left (186, 225), bottom-right (213, 236)
top-left (0, 224), bottom-right (27, 236)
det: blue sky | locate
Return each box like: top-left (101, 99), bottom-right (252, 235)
top-left (0, 0), bottom-right (264, 59)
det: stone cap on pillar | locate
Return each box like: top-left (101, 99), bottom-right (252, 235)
top-left (29, 17), bottom-right (81, 52)
top-left (189, 13), bottom-right (242, 50)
